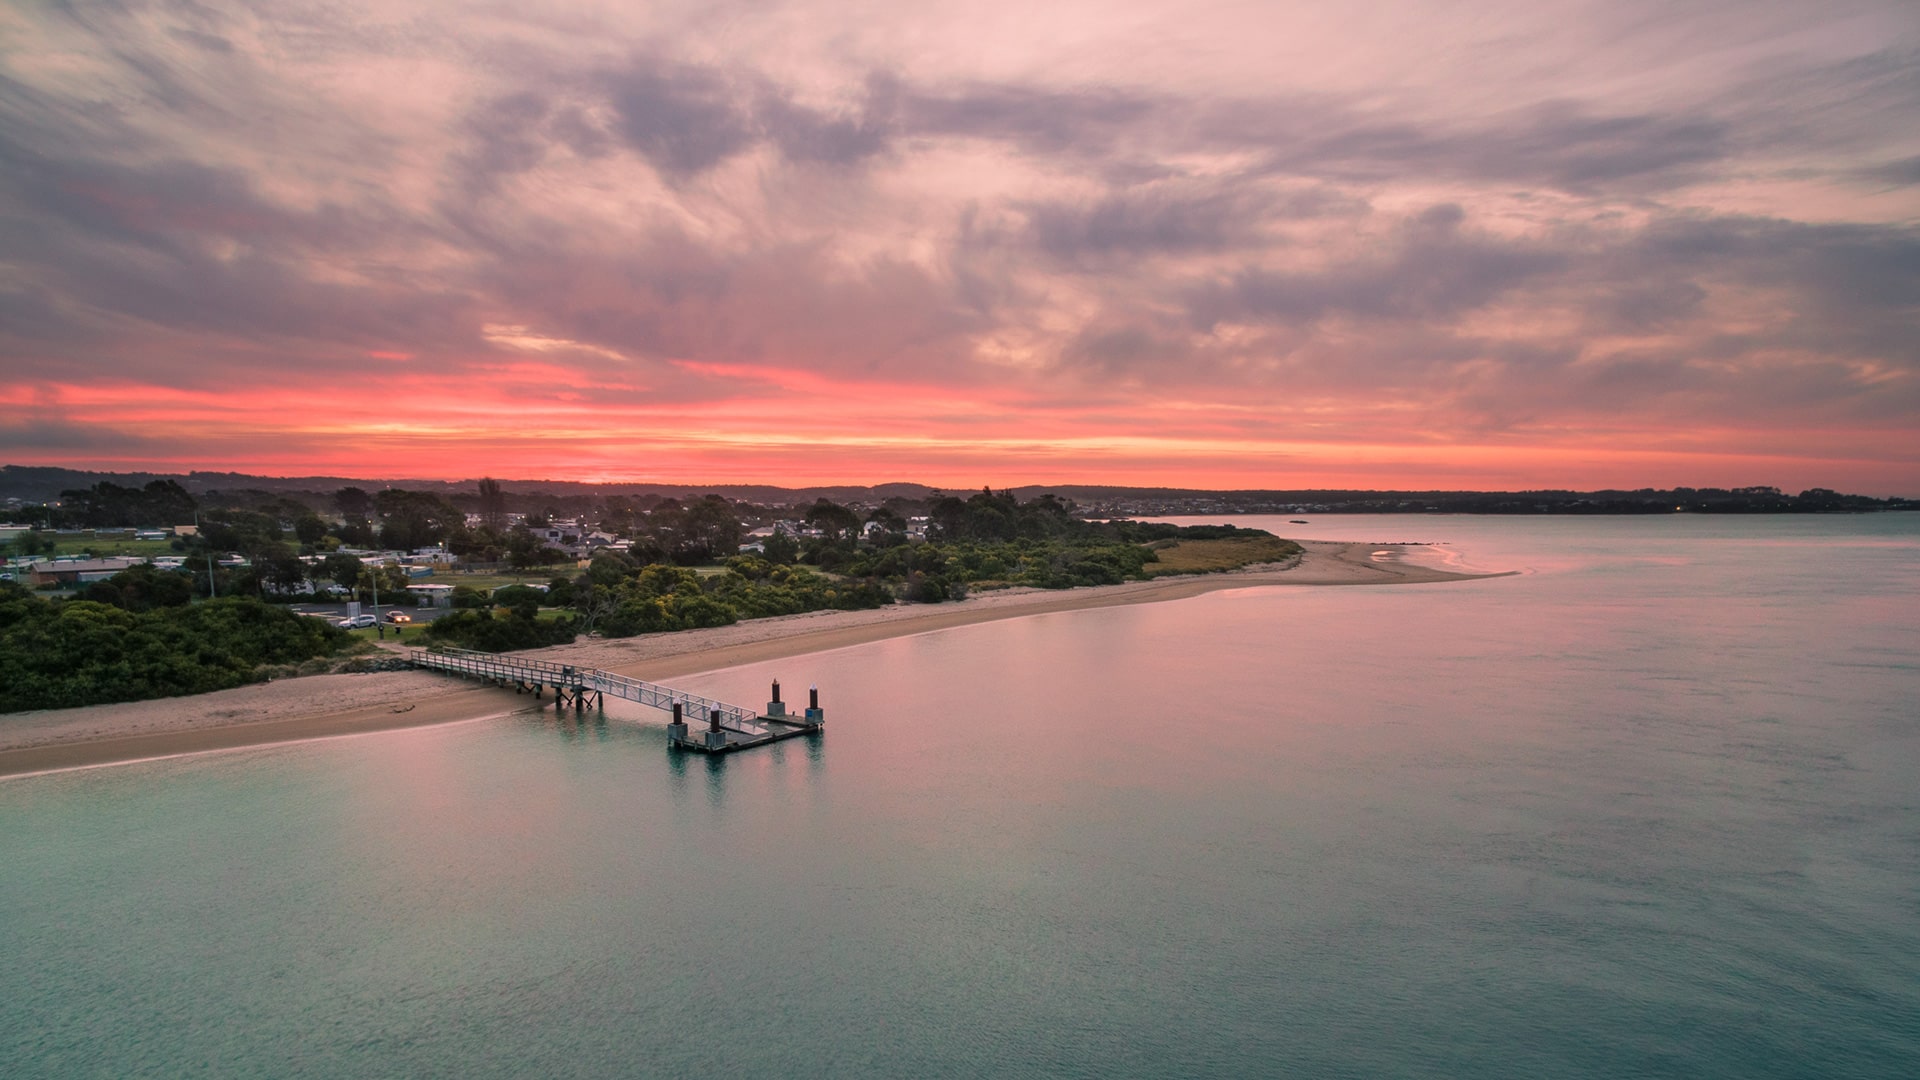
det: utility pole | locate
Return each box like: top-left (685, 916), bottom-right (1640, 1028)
top-left (195, 510), bottom-right (216, 598)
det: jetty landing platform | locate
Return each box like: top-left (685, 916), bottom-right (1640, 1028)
top-left (408, 647), bottom-right (824, 755)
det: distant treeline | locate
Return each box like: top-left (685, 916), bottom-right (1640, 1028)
top-left (1060, 486), bottom-right (1914, 515)
top-left (4, 466), bottom-right (1908, 515)
top-left (0, 465), bottom-right (935, 511)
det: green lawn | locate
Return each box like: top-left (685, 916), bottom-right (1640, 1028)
top-left (10, 537), bottom-right (181, 559)
top-left (430, 569), bottom-right (578, 591)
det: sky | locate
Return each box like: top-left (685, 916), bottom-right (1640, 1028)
top-left (2, 1), bottom-right (1917, 493)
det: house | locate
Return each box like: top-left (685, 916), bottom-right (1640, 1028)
top-left (27, 557), bottom-right (145, 586)
top-left (407, 583), bottom-right (457, 609)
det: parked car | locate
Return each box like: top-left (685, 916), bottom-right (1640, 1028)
top-left (337, 614), bottom-right (377, 629)
top-left (384, 611), bottom-right (412, 624)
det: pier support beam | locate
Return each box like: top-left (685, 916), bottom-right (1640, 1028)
top-left (766, 679), bottom-right (786, 719)
top-left (705, 708), bottom-right (728, 751)
top-left (554, 685), bottom-right (599, 713)
top-left (667, 702), bottom-right (688, 747)
top-left (804, 685), bottom-right (824, 726)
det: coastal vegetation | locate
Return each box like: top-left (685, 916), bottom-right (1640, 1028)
top-left (0, 576), bottom-right (351, 713)
top-left (1141, 533), bottom-right (1301, 575)
top-left (402, 490), bottom-right (1298, 652)
top-left (415, 602), bottom-right (579, 653)
top-left (3, 481), bottom-right (1304, 673)
top-left (416, 558), bottom-right (896, 651)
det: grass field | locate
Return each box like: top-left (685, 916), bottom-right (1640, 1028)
top-left (428, 569), bottom-right (577, 591)
top-left (10, 538), bottom-right (181, 559)
top-left (1143, 535), bottom-right (1303, 576)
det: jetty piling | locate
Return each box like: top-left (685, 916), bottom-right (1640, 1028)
top-left (667, 702), bottom-right (688, 745)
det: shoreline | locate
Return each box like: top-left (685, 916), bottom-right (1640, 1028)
top-left (0, 541), bottom-right (1511, 778)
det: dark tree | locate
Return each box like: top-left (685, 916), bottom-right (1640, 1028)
top-left (294, 515), bottom-right (329, 547)
top-left (677, 495), bottom-right (744, 562)
top-left (803, 499), bottom-right (862, 544)
top-left (865, 507), bottom-right (909, 545)
top-left (102, 564), bottom-right (194, 611)
top-left (333, 487), bottom-right (374, 518)
top-left (56, 480), bottom-right (197, 528)
top-left (477, 478), bottom-right (508, 530)
top-left (196, 510), bottom-right (284, 556)
top-left (333, 517), bottom-right (377, 547)
top-left (262, 549), bottom-right (310, 595)
top-left (506, 527), bottom-right (563, 571)
top-left (319, 552), bottom-right (365, 591)
top-left (10, 529), bottom-right (55, 557)
top-left (762, 527), bottom-right (799, 565)
top-left (374, 489), bottom-right (461, 551)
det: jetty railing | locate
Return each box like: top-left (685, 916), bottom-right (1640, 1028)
top-left (409, 647), bottom-right (763, 732)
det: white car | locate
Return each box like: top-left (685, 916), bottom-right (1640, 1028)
top-left (337, 614), bottom-right (378, 629)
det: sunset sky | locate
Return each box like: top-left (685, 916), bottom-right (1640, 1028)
top-left (2, 1), bottom-right (1916, 492)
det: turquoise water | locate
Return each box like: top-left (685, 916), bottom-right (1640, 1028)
top-left (4, 515), bottom-right (1917, 1078)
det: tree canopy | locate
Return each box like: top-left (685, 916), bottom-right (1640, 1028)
top-left (0, 582), bottom-right (350, 712)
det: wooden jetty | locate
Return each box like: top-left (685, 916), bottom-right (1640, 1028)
top-left (408, 647), bottom-right (824, 754)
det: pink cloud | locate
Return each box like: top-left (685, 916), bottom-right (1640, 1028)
top-left (1, 1), bottom-right (1916, 493)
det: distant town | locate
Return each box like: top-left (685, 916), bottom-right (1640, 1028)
top-left (1, 472), bottom-right (1292, 711)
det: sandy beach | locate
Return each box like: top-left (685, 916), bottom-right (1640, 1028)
top-left (0, 541), bottom-right (1511, 777)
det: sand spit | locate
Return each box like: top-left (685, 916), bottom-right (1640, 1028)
top-left (0, 541), bottom-right (1510, 777)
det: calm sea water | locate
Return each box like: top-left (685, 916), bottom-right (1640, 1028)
top-left (3, 515), bottom-right (1917, 1078)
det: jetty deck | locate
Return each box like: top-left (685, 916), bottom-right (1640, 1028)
top-left (408, 647), bottom-right (823, 754)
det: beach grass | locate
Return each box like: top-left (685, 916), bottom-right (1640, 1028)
top-left (1144, 535), bottom-right (1302, 576)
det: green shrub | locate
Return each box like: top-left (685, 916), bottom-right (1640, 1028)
top-left (419, 607), bottom-right (577, 652)
top-left (0, 587), bottom-right (350, 712)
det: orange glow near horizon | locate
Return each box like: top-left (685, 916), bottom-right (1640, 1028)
top-left (11, 371), bottom-right (1915, 494)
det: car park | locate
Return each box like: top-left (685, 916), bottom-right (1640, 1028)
top-left (337, 614), bottom-right (377, 629)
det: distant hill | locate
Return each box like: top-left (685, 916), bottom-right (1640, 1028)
top-left (0, 466), bottom-right (937, 507)
top-left (2, 465), bottom-right (1909, 514)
